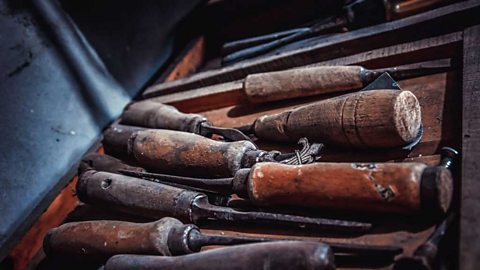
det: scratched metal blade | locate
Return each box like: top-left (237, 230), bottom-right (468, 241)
top-left (361, 72), bottom-right (401, 91)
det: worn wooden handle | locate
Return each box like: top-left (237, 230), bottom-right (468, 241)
top-left (246, 162), bottom-right (452, 215)
top-left (105, 242), bottom-right (334, 270)
top-left (129, 129), bottom-right (257, 177)
top-left (80, 153), bottom-right (145, 174)
top-left (244, 66), bottom-right (364, 103)
top-left (44, 217), bottom-right (183, 260)
top-left (121, 100), bottom-right (207, 133)
top-left (76, 170), bottom-right (201, 221)
top-left (253, 89), bottom-right (422, 149)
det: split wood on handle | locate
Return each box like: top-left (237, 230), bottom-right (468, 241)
top-left (245, 66), bottom-right (364, 103)
top-left (105, 242), bottom-right (335, 270)
top-left (252, 89), bottom-right (422, 149)
top-left (240, 162), bottom-right (452, 215)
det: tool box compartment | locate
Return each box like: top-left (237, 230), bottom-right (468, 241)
top-left (2, 1), bottom-right (480, 269)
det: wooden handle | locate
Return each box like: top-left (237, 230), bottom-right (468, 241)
top-left (76, 170), bottom-right (201, 221)
top-left (44, 217), bottom-right (183, 260)
top-left (246, 162), bottom-right (452, 215)
top-left (121, 100), bottom-right (207, 133)
top-left (80, 153), bottom-right (145, 174)
top-left (105, 242), bottom-right (334, 270)
top-left (129, 129), bottom-right (257, 177)
top-left (253, 89), bottom-right (422, 149)
top-left (244, 66), bottom-right (364, 103)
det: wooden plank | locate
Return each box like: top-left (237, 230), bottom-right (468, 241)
top-left (7, 177), bottom-right (79, 270)
top-left (151, 32), bottom-right (462, 112)
top-left (460, 25), bottom-right (480, 270)
top-left (154, 36), bottom-right (206, 84)
top-left (142, 1), bottom-right (479, 98)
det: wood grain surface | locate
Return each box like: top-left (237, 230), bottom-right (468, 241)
top-left (142, 1), bottom-right (479, 98)
top-left (149, 32), bottom-right (461, 112)
top-left (252, 90), bottom-right (421, 149)
top-left (248, 162), bottom-right (426, 214)
top-left (460, 25), bottom-right (480, 270)
top-left (244, 66), bottom-right (364, 103)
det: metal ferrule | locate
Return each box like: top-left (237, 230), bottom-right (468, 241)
top-left (231, 168), bottom-right (251, 198)
top-left (167, 224), bottom-right (198, 255)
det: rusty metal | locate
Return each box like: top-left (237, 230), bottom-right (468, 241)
top-left (104, 242), bottom-right (335, 270)
top-left (198, 121), bottom-right (253, 142)
top-left (76, 170), bottom-right (371, 232)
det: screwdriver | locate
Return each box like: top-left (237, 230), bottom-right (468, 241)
top-left (76, 169), bottom-right (371, 232)
top-left (121, 100), bottom-right (252, 142)
top-left (102, 124), bottom-right (322, 177)
top-left (124, 89), bottom-right (422, 149)
top-left (121, 146), bottom-right (455, 216)
top-left (44, 217), bottom-right (401, 261)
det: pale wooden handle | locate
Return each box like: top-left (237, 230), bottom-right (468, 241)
top-left (121, 100), bottom-right (207, 133)
top-left (248, 162), bottom-right (428, 214)
top-left (45, 218), bottom-right (183, 259)
top-left (253, 89), bottom-right (422, 149)
top-left (244, 66), bottom-right (364, 103)
top-left (130, 129), bottom-right (257, 177)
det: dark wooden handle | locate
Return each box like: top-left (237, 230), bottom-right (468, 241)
top-left (244, 66), bottom-right (364, 103)
top-left (80, 153), bottom-right (145, 174)
top-left (247, 162), bottom-right (452, 215)
top-left (76, 170), bottom-right (201, 221)
top-left (104, 241), bottom-right (334, 270)
top-left (44, 218), bottom-right (183, 260)
top-left (253, 89), bottom-right (422, 149)
top-left (121, 100), bottom-right (207, 133)
top-left (129, 129), bottom-right (257, 177)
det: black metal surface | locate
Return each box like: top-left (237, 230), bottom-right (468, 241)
top-left (190, 195), bottom-right (372, 232)
top-left (0, 0), bottom-right (201, 260)
top-left (199, 122), bottom-right (253, 142)
top-left (187, 229), bottom-right (402, 258)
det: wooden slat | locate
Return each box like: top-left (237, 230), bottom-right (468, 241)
top-left (150, 32), bottom-right (462, 112)
top-left (154, 36), bottom-right (206, 84)
top-left (143, 0), bottom-right (479, 98)
top-left (7, 178), bottom-right (79, 270)
top-left (460, 25), bottom-right (480, 270)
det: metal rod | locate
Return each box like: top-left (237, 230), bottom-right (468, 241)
top-left (188, 229), bottom-right (401, 257)
top-left (191, 195), bottom-right (371, 233)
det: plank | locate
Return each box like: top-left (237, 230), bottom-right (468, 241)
top-left (153, 36), bottom-right (206, 84)
top-left (459, 25), bottom-right (480, 270)
top-left (142, 1), bottom-right (479, 98)
top-left (151, 32), bottom-right (462, 113)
